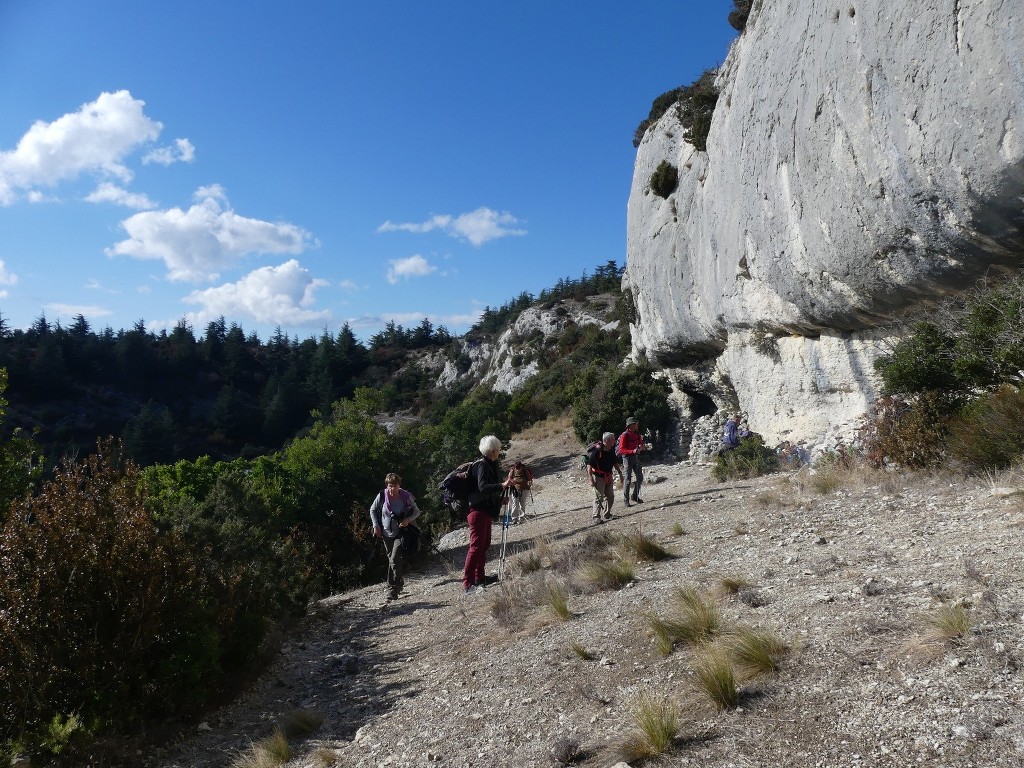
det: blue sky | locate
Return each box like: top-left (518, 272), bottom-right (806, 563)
top-left (0, 1), bottom-right (737, 342)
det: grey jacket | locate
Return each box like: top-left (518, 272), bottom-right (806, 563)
top-left (369, 488), bottom-right (422, 537)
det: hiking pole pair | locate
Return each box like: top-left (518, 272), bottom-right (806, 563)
top-left (497, 487), bottom-right (512, 581)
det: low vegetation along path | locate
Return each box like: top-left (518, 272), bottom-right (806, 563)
top-left (155, 432), bottom-right (1024, 768)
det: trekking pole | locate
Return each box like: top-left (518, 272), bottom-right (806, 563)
top-left (497, 488), bottom-right (511, 580)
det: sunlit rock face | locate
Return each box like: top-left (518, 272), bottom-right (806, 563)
top-left (625, 0), bottom-right (1024, 446)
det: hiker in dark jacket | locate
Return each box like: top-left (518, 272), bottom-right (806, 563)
top-left (463, 435), bottom-right (510, 594)
top-left (588, 432), bottom-right (624, 522)
top-left (369, 472), bottom-right (422, 600)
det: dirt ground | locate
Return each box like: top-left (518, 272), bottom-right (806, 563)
top-left (152, 416), bottom-right (1024, 768)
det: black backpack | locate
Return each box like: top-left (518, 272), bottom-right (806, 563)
top-left (579, 442), bottom-right (603, 472)
top-left (439, 459), bottom-right (481, 514)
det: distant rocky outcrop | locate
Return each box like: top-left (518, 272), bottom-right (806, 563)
top-left (625, 0), bottom-right (1024, 448)
top-left (419, 297), bottom-right (619, 393)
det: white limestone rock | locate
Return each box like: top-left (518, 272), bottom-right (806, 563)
top-left (625, 0), bottom-right (1024, 444)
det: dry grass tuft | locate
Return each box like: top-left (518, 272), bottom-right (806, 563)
top-left (570, 642), bottom-right (597, 661)
top-left (578, 558), bottom-right (634, 591)
top-left (311, 747), bottom-right (339, 767)
top-left (670, 522), bottom-right (687, 537)
top-left (924, 604), bottom-right (972, 645)
top-left (230, 730), bottom-right (292, 768)
top-left (716, 576), bottom-right (752, 597)
top-left (549, 734), bottom-right (584, 765)
top-left (724, 627), bottom-right (788, 680)
top-left (693, 646), bottom-right (739, 710)
top-left (517, 549), bottom-right (544, 575)
top-left (616, 693), bottom-right (680, 763)
top-left (619, 531), bottom-right (674, 562)
top-left (278, 708), bottom-right (323, 739)
top-left (647, 586), bottom-right (720, 655)
top-left (543, 579), bottom-right (572, 620)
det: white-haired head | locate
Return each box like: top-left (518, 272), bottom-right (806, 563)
top-left (479, 435), bottom-right (501, 456)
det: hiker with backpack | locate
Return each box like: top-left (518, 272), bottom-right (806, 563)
top-left (463, 435), bottom-right (512, 595)
top-left (505, 460), bottom-right (534, 524)
top-left (587, 432), bottom-right (624, 522)
top-left (618, 417), bottom-right (648, 506)
top-left (368, 472), bottom-right (422, 601)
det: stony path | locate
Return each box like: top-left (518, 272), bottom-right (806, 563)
top-left (153, 449), bottom-right (1024, 768)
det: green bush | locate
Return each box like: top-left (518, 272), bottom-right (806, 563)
top-left (0, 440), bottom-right (218, 755)
top-left (633, 69), bottom-right (718, 150)
top-left (728, 0), bottom-right (754, 31)
top-left (571, 364), bottom-right (672, 445)
top-left (946, 385), bottom-right (1024, 472)
top-left (650, 160), bottom-right (678, 198)
top-left (712, 435), bottom-right (777, 481)
top-left (858, 392), bottom-right (950, 469)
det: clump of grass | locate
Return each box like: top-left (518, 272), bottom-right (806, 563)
top-left (311, 748), bottom-right (339, 767)
top-left (544, 580), bottom-right (572, 620)
top-left (693, 646), bottom-right (739, 710)
top-left (490, 579), bottom-right (534, 630)
top-left (725, 627), bottom-right (788, 680)
top-left (549, 734), bottom-right (584, 765)
top-left (230, 729), bottom-right (292, 768)
top-left (617, 693), bottom-right (680, 763)
top-left (278, 708), bottom-right (323, 739)
top-left (647, 586), bottom-right (720, 655)
top-left (570, 642), bottom-right (597, 661)
top-left (578, 558), bottom-right (634, 591)
top-left (717, 576), bottom-right (751, 596)
top-left (619, 531), bottom-right (674, 562)
top-left (670, 522), bottom-right (686, 537)
top-left (518, 549), bottom-right (544, 574)
top-left (924, 604), bottom-right (972, 645)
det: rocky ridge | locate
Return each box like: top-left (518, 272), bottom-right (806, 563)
top-left (153, 421), bottom-right (1024, 768)
top-left (624, 0), bottom-right (1024, 446)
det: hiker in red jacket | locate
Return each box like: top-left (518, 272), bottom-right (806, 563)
top-left (617, 417), bottom-right (647, 507)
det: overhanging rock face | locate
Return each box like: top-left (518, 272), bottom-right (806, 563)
top-left (625, 0), bottom-right (1024, 445)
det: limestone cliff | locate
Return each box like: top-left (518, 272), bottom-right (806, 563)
top-left (625, 0), bottom-right (1024, 446)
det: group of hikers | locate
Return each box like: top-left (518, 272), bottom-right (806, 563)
top-left (368, 411), bottom-right (769, 600)
top-left (366, 415), bottom-right (652, 600)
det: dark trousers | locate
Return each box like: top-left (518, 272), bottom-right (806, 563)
top-left (383, 534), bottom-right (405, 591)
top-left (624, 454), bottom-right (643, 501)
top-left (463, 508), bottom-right (492, 589)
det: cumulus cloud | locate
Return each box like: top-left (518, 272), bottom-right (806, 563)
top-left (107, 184), bottom-right (316, 282)
top-left (85, 182), bottom-right (157, 209)
top-left (0, 260), bottom-right (18, 287)
top-left (377, 206), bottom-right (526, 246)
top-left (0, 90), bottom-right (162, 205)
top-left (143, 138), bottom-right (195, 166)
top-left (386, 254), bottom-right (436, 284)
top-left (182, 259), bottom-right (330, 326)
top-left (347, 309), bottom-right (481, 331)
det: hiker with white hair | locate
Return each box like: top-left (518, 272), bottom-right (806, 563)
top-left (462, 435), bottom-right (511, 594)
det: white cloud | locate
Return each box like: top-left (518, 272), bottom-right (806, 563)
top-left (85, 182), bottom-right (157, 209)
top-left (0, 260), bottom-right (18, 287)
top-left (377, 207), bottom-right (526, 246)
top-left (338, 278), bottom-right (360, 291)
top-left (46, 303), bottom-right (113, 319)
top-left (0, 90), bottom-right (162, 205)
top-left (347, 309), bottom-right (481, 331)
top-left (386, 254), bottom-right (436, 284)
top-left (182, 259), bottom-right (330, 326)
top-left (107, 184), bottom-right (316, 282)
top-left (143, 137), bottom-right (195, 166)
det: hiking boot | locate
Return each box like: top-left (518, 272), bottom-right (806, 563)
top-left (632, 496), bottom-right (644, 504)
top-left (386, 589), bottom-right (400, 601)
top-left (604, 511), bottom-right (613, 520)
top-left (623, 499), bottom-right (632, 507)
top-left (465, 584), bottom-right (485, 595)
top-left (482, 574), bottom-right (500, 585)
